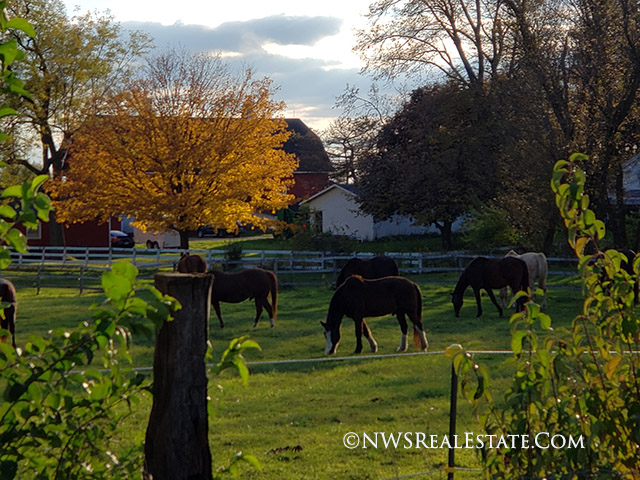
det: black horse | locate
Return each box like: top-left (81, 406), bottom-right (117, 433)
top-left (0, 278), bottom-right (17, 348)
top-left (451, 257), bottom-right (529, 317)
top-left (335, 255), bottom-right (399, 288)
top-left (321, 275), bottom-right (428, 355)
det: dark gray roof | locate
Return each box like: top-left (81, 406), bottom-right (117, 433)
top-left (284, 119), bottom-right (332, 173)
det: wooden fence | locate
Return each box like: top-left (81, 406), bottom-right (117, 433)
top-left (2, 246), bottom-right (579, 292)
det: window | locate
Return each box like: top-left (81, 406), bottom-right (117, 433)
top-left (26, 224), bottom-right (42, 240)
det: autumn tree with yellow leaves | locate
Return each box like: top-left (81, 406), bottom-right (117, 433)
top-left (47, 48), bottom-right (298, 249)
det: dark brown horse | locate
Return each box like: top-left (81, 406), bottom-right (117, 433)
top-left (451, 257), bottom-right (529, 318)
top-left (321, 275), bottom-right (428, 355)
top-left (0, 278), bottom-right (17, 348)
top-left (335, 255), bottom-right (399, 288)
top-left (176, 252), bottom-right (207, 273)
top-left (210, 268), bottom-right (278, 329)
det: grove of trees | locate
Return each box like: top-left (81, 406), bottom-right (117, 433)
top-left (1, 0), bottom-right (152, 244)
top-left (326, 0), bottom-right (640, 252)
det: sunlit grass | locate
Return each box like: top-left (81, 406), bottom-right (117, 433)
top-left (11, 273), bottom-right (584, 479)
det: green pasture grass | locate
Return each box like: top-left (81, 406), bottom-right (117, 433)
top-left (10, 274), bottom-right (585, 479)
top-left (189, 233), bottom-right (458, 254)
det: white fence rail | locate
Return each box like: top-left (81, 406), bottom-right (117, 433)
top-left (2, 246), bottom-right (579, 292)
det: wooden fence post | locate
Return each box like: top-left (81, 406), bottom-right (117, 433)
top-left (144, 273), bottom-right (214, 480)
top-left (448, 363), bottom-right (458, 480)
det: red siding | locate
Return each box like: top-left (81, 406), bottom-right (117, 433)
top-left (27, 218), bottom-right (119, 247)
top-left (291, 172), bottom-right (330, 202)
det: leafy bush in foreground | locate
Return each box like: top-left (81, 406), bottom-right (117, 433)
top-left (454, 154), bottom-right (640, 478)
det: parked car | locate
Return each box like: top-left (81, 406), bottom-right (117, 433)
top-left (110, 230), bottom-right (135, 248)
top-left (196, 224), bottom-right (242, 238)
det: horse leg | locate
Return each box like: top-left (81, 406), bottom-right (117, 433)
top-left (361, 320), bottom-right (378, 353)
top-left (260, 296), bottom-right (275, 328)
top-left (212, 301), bottom-right (224, 329)
top-left (396, 312), bottom-right (409, 352)
top-left (7, 304), bottom-right (15, 348)
top-left (409, 315), bottom-right (429, 352)
top-left (499, 287), bottom-right (508, 309)
top-left (473, 287), bottom-right (484, 317)
top-left (353, 318), bottom-right (364, 354)
top-left (252, 298), bottom-right (264, 328)
top-left (485, 289), bottom-right (503, 317)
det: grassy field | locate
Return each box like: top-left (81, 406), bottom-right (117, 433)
top-left (11, 270), bottom-right (585, 479)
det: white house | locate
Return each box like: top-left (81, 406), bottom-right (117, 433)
top-left (622, 153), bottom-right (640, 206)
top-left (300, 184), bottom-right (432, 241)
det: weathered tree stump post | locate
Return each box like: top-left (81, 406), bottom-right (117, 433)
top-left (144, 273), bottom-right (214, 480)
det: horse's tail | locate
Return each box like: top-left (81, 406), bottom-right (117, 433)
top-left (269, 271), bottom-right (278, 321)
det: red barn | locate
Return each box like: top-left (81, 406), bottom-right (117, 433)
top-left (283, 118), bottom-right (332, 201)
top-left (27, 218), bottom-right (122, 247)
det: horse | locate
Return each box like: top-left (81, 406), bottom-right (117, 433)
top-left (0, 278), bottom-right (17, 348)
top-left (146, 239), bottom-right (160, 249)
top-left (451, 256), bottom-right (530, 318)
top-left (321, 275), bottom-right (428, 355)
top-left (499, 251), bottom-right (548, 309)
top-left (335, 254), bottom-right (399, 288)
top-left (210, 268), bottom-right (278, 329)
top-left (176, 252), bottom-right (207, 273)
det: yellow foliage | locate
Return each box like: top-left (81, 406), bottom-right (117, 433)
top-left (47, 52), bottom-right (298, 235)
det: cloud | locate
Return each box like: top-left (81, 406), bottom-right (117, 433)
top-left (124, 15), bottom-right (342, 54)
top-left (122, 15), bottom-right (376, 131)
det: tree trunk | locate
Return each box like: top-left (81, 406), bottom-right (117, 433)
top-left (48, 212), bottom-right (66, 246)
top-left (435, 220), bottom-right (453, 250)
top-left (542, 214), bottom-right (558, 256)
top-left (179, 229), bottom-right (190, 250)
top-left (144, 273), bottom-right (214, 480)
top-left (612, 163), bottom-right (627, 247)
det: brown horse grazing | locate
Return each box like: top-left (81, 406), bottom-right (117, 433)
top-left (0, 278), bottom-right (17, 348)
top-left (210, 268), bottom-right (278, 328)
top-left (451, 257), bottom-right (529, 318)
top-left (176, 252), bottom-right (207, 273)
top-left (321, 275), bottom-right (428, 355)
top-left (335, 255), bottom-right (399, 288)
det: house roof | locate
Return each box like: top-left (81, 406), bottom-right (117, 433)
top-left (299, 183), bottom-right (359, 205)
top-left (283, 119), bottom-right (332, 173)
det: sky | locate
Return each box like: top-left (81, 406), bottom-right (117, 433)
top-left (62, 0), bottom-right (383, 132)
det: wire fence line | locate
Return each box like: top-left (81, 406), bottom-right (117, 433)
top-left (2, 246), bottom-right (581, 292)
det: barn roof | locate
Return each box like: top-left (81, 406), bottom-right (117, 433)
top-left (283, 119), bottom-right (332, 173)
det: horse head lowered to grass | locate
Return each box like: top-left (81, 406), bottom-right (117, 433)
top-left (322, 275), bottom-right (428, 355)
top-left (451, 256), bottom-right (529, 318)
